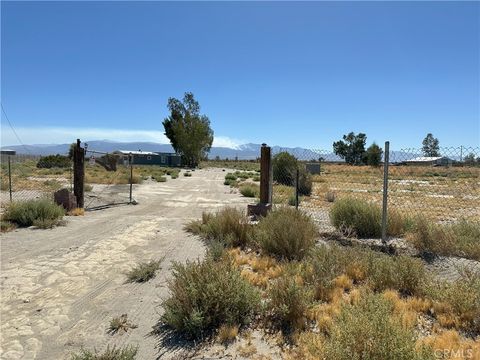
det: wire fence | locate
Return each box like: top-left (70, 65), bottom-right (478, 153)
top-left (270, 145), bottom-right (480, 276)
top-left (0, 152), bottom-right (72, 206)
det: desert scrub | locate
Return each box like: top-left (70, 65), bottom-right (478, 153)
top-left (108, 314), bottom-right (137, 334)
top-left (161, 258), bottom-right (260, 339)
top-left (2, 199), bottom-right (65, 228)
top-left (422, 269), bottom-right (480, 332)
top-left (1, 221), bottom-right (16, 232)
top-left (329, 197), bottom-right (407, 238)
top-left (305, 245), bottom-right (427, 300)
top-left (268, 272), bottom-right (314, 329)
top-left (408, 217), bottom-right (480, 260)
top-left (323, 291), bottom-right (433, 360)
top-left (126, 260), bottom-right (161, 283)
top-left (184, 171), bottom-right (192, 177)
top-left (71, 345), bottom-right (138, 360)
top-left (255, 207), bottom-right (317, 260)
top-left (239, 184), bottom-right (259, 198)
top-left (185, 207), bottom-right (252, 248)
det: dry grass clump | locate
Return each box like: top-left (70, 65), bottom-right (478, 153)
top-left (329, 197), bottom-right (407, 238)
top-left (71, 345), bottom-right (138, 360)
top-left (1, 220), bottom-right (16, 232)
top-left (418, 330), bottom-right (480, 359)
top-left (184, 207), bottom-right (252, 248)
top-left (217, 324), bottom-right (239, 344)
top-left (68, 208), bottom-right (85, 216)
top-left (407, 217), bottom-right (480, 260)
top-left (2, 199), bottom-right (65, 228)
top-left (161, 258), bottom-right (260, 339)
top-left (422, 269), bottom-right (480, 333)
top-left (304, 245), bottom-right (427, 300)
top-left (255, 207), bottom-right (317, 260)
top-left (126, 260), bottom-right (161, 283)
top-left (108, 314), bottom-right (137, 335)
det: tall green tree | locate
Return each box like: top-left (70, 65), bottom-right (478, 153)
top-left (365, 143), bottom-right (383, 167)
top-left (333, 132), bottom-right (367, 165)
top-left (421, 133), bottom-right (440, 157)
top-left (163, 92), bottom-right (214, 167)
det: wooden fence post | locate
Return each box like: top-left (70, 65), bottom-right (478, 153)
top-left (248, 143), bottom-right (272, 217)
top-left (73, 139), bottom-right (85, 208)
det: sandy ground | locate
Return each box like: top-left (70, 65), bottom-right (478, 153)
top-left (0, 168), bottom-right (254, 360)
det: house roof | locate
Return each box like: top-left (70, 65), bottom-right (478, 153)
top-left (116, 150), bottom-right (157, 155)
top-left (405, 156), bottom-right (447, 162)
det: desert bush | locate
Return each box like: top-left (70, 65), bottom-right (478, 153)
top-left (297, 166), bottom-right (312, 196)
top-left (184, 171), bottom-right (192, 177)
top-left (305, 245), bottom-right (426, 298)
top-left (273, 152), bottom-right (297, 186)
top-left (155, 176), bottom-right (167, 182)
top-left (71, 345), bottom-right (138, 360)
top-left (422, 269), bottom-right (480, 332)
top-left (325, 190), bottom-right (336, 202)
top-left (225, 173), bottom-right (237, 181)
top-left (3, 199), bottom-right (65, 228)
top-left (186, 207), bottom-right (252, 248)
top-left (255, 207), bottom-right (317, 260)
top-left (239, 184), bottom-right (259, 198)
top-left (84, 184), bottom-right (93, 192)
top-left (36, 154), bottom-right (71, 169)
top-left (268, 273), bottom-right (313, 329)
top-left (329, 197), bottom-right (406, 238)
top-left (323, 291), bottom-right (433, 360)
top-left (108, 314), bottom-right (137, 334)
top-left (162, 258), bottom-right (260, 339)
top-left (126, 260), bottom-right (161, 283)
top-left (408, 217), bottom-right (480, 260)
top-left (1, 221), bottom-right (16, 232)
top-left (288, 193), bottom-right (301, 206)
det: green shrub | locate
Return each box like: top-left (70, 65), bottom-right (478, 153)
top-left (71, 345), bottom-right (138, 360)
top-left (162, 258), bottom-right (260, 339)
top-left (408, 217), bottom-right (480, 260)
top-left (253, 175), bottom-right (260, 182)
top-left (36, 154), bottom-right (71, 169)
top-left (268, 273), bottom-right (313, 329)
top-left (297, 166), bottom-right (312, 196)
top-left (255, 207), bottom-right (317, 260)
top-left (225, 173), bottom-right (237, 181)
top-left (239, 184), bottom-right (259, 198)
top-left (329, 198), bottom-right (406, 238)
top-left (185, 207), bottom-right (252, 248)
top-left (126, 260), bottom-right (161, 283)
top-left (1, 221), bottom-right (16, 232)
top-left (84, 184), bottom-right (93, 192)
top-left (3, 199), bottom-right (65, 228)
top-left (273, 152), bottom-right (297, 186)
top-left (323, 292), bottom-right (433, 360)
top-left (155, 176), bottom-right (167, 182)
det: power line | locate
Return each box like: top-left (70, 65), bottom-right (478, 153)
top-left (1, 103), bottom-right (31, 154)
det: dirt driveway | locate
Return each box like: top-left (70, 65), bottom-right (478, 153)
top-left (1, 168), bottom-right (252, 360)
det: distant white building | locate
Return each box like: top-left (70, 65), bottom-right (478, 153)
top-left (404, 156), bottom-right (452, 166)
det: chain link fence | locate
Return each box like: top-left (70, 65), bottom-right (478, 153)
top-left (1, 151), bottom-right (73, 207)
top-left (270, 145), bottom-right (480, 277)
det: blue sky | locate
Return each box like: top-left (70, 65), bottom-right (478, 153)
top-left (1, 1), bottom-right (479, 150)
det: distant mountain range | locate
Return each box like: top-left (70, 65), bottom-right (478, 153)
top-left (1, 140), bottom-right (426, 162)
top-left (1, 140), bottom-right (345, 161)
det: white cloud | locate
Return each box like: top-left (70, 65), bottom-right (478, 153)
top-left (0, 126), bottom-right (245, 149)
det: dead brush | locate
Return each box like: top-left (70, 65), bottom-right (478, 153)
top-left (126, 259), bottom-right (162, 283)
top-left (108, 314), bottom-right (137, 335)
top-left (68, 208), bottom-right (85, 216)
top-left (217, 324), bottom-right (239, 344)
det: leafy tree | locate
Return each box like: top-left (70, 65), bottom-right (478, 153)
top-left (464, 153), bottom-right (477, 165)
top-left (162, 92), bottom-right (214, 167)
top-left (333, 132), bottom-right (367, 165)
top-left (421, 133), bottom-right (440, 157)
top-left (36, 154), bottom-right (71, 168)
top-left (68, 143), bottom-right (76, 159)
top-left (365, 142), bottom-right (383, 167)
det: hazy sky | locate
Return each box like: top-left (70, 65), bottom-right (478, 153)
top-left (1, 1), bottom-right (479, 150)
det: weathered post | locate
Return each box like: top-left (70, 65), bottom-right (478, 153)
top-left (248, 143), bottom-right (272, 217)
top-left (129, 152), bottom-right (133, 204)
top-left (381, 141), bottom-right (390, 244)
top-left (8, 154), bottom-right (12, 202)
top-left (73, 139), bottom-right (85, 208)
